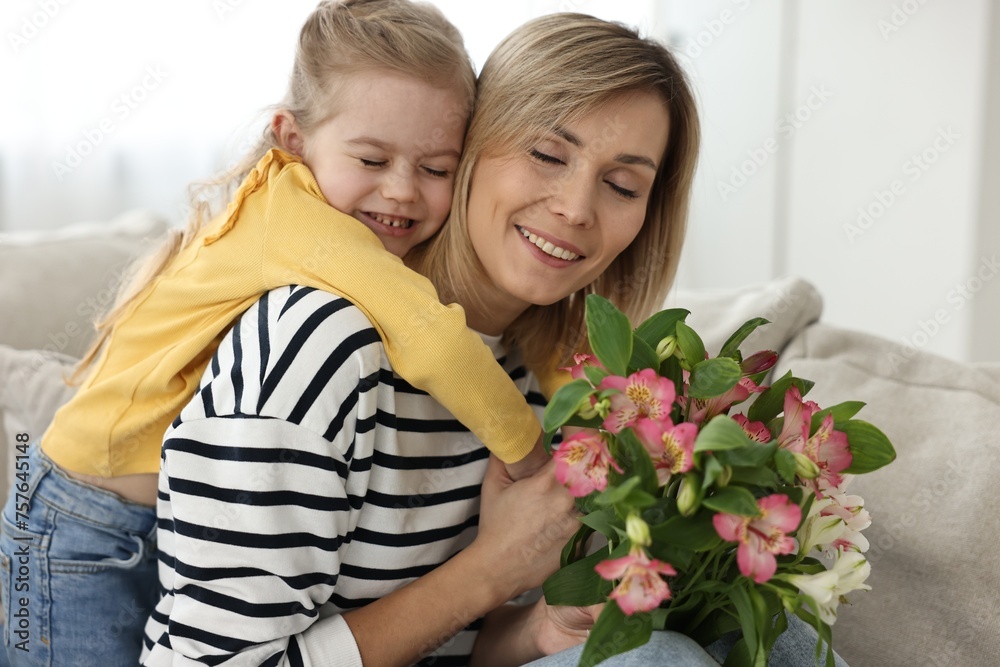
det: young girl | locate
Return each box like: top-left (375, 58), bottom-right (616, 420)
top-left (0, 1), bottom-right (554, 665)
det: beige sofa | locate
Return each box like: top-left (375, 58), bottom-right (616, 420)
top-left (1, 212), bottom-right (998, 665)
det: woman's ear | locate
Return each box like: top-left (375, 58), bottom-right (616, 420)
top-left (272, 110), bottom-right (305, 157)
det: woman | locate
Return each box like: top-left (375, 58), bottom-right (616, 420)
top-left (139, 13), bottom-right (842, 667)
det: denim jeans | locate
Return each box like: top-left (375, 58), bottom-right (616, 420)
top-left (524, 614), bottom-right (848, 666)
top-left (0, 443), bottom-right (158, 667)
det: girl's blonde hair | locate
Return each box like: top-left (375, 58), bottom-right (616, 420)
top-left (411, 13), bottom-right (701, 373)
top-left (72, 0), bottom-right (475, 382)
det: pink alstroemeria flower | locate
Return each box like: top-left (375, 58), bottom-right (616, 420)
top-left (560, 353), bottom-right (604, 382)
top-left (634, 418), bottom-right (698, 486)
top-left (777, 387), bottom-right (852, 496)
top-left (741, 350), bottom-right (779, 377)
top-left (712, 494), bottom-right (802, 584)
top-left (598, 369), bottom-right (677, 433)
top-left (686, 377), bottom-right (764, 426)
top-left (733, 414), bottom-right (772, 443)
top-left (553, 431), bottom-right (623, 497)
top-left (595, 548), bottom-right (677, 615)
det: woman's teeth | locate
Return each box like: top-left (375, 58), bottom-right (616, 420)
top-left (371, 213), bottom-right (413, 229)
top-left (518, 226), bottom-right (580, 261)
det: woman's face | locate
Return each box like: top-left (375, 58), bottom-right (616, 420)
top-left (466, 91), bottom-right (670, 326)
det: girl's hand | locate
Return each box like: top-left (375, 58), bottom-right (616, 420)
top-left (530, 599), bottom-right (604, 656)
top-left (471, 455), bottom-right (578, 599)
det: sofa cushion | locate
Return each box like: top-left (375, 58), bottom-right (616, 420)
top-left (0, 209), bottom-right (169, 358)
top-left (773, 323), bottom-right (1000, 666)
top-left (0, 345), bottom-right (79, 495)
top-left (668, 275), bottom-right (824, 358)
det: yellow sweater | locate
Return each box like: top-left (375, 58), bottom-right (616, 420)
top-left (42, 149), bottom-right (556, 476)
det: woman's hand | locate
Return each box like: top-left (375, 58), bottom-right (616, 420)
top-left (529, 599), bottom-right (604, 656)
top-left (470, 455), bottom-right (578, 599)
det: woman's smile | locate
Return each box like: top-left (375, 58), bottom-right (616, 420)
top-left (515, 225), bottom-right (585, 263)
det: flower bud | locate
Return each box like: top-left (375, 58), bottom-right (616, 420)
top-left (793, 452), bottom-right (821, 479)
top-left (577, 396), bottom-right (599, 420)
top-left (594, 397), bottom-right (612, 420)
top-left (717, 465), bottom-right (733, 488)
top-left (656, 336), bottom-right (678, 362)
top-left (626, 513), bottom-right (652, 547)
top-left (676, 473), bottom-right (701, 517)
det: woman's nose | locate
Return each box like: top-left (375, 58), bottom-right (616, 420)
top-left (549, 170), bottom-right (596, 229)
top-left (381, 164), bottom-right (419, 203)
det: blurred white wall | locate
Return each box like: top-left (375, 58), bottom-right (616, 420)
top-left (1, 0), bottom-right (996, 362)
top-left (660, 0), bottom-right (999, 364)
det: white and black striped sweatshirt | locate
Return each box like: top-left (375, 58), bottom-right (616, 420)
top-left (140, 285), bottom-right (547, 667)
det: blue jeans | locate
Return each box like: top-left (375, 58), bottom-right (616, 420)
top-left (0, 443), bottom-right (158, 667)
top-left (525, 614), bottom-right (848, 666)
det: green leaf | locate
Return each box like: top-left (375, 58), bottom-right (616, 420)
top-left (658, 356), bottom-right (684, 402)
top-left (580, 507), bottom-right (622, 539)
top-left (774, 448), bottom-right (797, 484)
top-left (688, 357), bottom-right (742, 399)
top-left (584, 365), bottom-right (610, 386)
top-left (839, 419), bottom-right (896, 474)
top-left (648, 510), bottom-right (723, 551)
top-left (810, 401), bottom-right (866, 432)
top-left (634, 308), bottom-right (690, 349)
top-left (615, 428), bottom-right (659, 493)
top-left (675, 320), bottom-right (706, 369)
top-left (543, 545), bottom-right (616, 606)
top-left (719, 317), bottom-right (771, 359)
top-left (586, 294), bottom-right (633, 376)
top-left (543, 379), bottom-right (594, 432)
top-left (579, 601), bottom-right (652, 667)
top-left (702, 486), bottom-right (760, 517)
top-left (695, 415), bottom-right (753, 453)
top-left (727, 585), bottom-right (764, 667)
top-left (701, 455), bottom-right (725, 490)
top-left (647, 541), bottom-right (695, 570)
top-left (747, 372), bottom-right (814, 424)
top-left (716, 441), bottom-right (777, 468)
top-left (563, 414), bottom-right (604, 429)
top-left (629, 334), bottom-right (661, 372)
top-left (561, 523), bottom-right (594, 567)
top-left (728, 466), bottom-right (781, 488)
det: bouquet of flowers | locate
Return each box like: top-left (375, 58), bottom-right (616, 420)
top-left (542, 295), bottom-right (896, 667)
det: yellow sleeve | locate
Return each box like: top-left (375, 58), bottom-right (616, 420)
top-left (262, 165), bottom-right (541, 463)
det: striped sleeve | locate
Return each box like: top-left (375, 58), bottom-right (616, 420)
top-left (142, 287), bottom-right (383, 666)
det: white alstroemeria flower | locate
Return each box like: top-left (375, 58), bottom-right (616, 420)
top-left (797, 497), bottom-right (845, 555)
top-left (784, 551), bottom-right (872, 625)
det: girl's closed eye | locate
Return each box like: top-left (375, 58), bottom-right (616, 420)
top-left (529, 148), bottom-right (564, 165)
top-left (421, 165), bottom-right (450, 178)
top-left (360, 158), bottom-right (387, 168)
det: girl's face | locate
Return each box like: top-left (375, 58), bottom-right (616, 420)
top-left (299, 71), bottom-right (467, 258)
top-left (465, 92), bottom-right (671, 330)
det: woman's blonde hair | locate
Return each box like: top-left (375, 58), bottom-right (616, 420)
top-left (72, 0), bottom-right (476, 382)
top-left (411, 13), bottom-right (701, 373)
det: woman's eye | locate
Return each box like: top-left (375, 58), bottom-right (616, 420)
top-left (529, 148), bottom-right (564, 165)
top-left (360, 158), bottom-right (387, 168)
top-left (422, 166), bottom-right (449, 178)
top-left (608, 181), bottom-right (640, 200)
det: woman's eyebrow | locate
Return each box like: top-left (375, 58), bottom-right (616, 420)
top-left (553, 127), bottom-right (657, 171)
